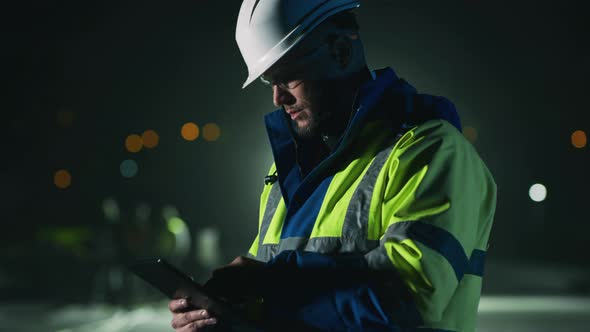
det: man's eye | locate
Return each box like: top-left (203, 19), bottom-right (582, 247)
top-left (260, 76), bottom-right (273, 85)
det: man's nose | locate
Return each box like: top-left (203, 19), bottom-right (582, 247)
top-left (272, 85), bottom-right (295, 107)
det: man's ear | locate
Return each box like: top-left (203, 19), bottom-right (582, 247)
top-left (330, 34), bottom-right (353, 69)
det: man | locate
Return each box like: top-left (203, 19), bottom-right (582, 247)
top-left (169, 1), bottom-right (496, 331)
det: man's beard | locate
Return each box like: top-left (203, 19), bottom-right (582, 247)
top-left (289, 84), bottom-right (333, 140)
top-left (289, 104), bottom-right (350, 142)
top-left (288, 78), bottom-right (357, 141)
top-left (290, 110), bottom-right (322, 140)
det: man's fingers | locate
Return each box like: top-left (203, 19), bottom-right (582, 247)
top-left (230, 255), bottom-right (261, 266)
top-left (177, 317), bottom-right (218, 332)
top-left (169, 298), bottom-right (189, 313)
top-left (171, 310), bottom-right (208, 328)
top-left (171, 310), bottom-right (212, 329)
top-left (230, 256), bottom-right (246, 266)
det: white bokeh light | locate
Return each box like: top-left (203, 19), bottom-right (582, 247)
top-left (529, 183), bottom-right (547, 202)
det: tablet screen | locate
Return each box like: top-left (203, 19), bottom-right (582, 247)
top-left (129, 258), bottom-right (238, 321)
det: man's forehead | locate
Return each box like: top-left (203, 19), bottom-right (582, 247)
top-left (266, 49), bottom-right (308, 74)
top-left (264, 26), bottom-right (339, 76)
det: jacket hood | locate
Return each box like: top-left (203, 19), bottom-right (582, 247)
top-left (265, 67), bottom-right (462, 156)
top-left (263, 67), bottom-right (462, 203)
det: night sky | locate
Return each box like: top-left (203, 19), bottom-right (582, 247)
top-left (2, 0), bottom-right (589, 302)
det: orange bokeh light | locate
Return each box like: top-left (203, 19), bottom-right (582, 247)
top-left (571, 130), bottom-right (587, 148)
top-left (463, 126), bottom-right (478, 144)
top-left (57, 110), bottom-right (75, 128)
top-left (125, 134), bottom-right (143, 153)
top-left (203, 123), bottom-right (221, 142)
top-left (181, 122), bottom-right (200, 141)
top-left (142, 129), bottom-right (160, 149)
top-left (54, 170), bottom-right (72, 189)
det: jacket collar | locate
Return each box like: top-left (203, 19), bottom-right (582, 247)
top-left (264, 67), bottom-right (405, 160)
top-left (263, 67), bottom-right (462, 202)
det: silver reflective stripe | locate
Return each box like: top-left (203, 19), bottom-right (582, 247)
top-left (246, 251), bottom-right (265, 262)
top-left (364, 221), bottom-right (413, 270)
top-left (278, 237), bottom-right (308, 252)
top-left (305, 237), bottom-right (379, 253)
top-left (380, 221), bottom-right (412, 245)
top-left (306, 237), bottom-right (341, 253)
top-left (341, 143), bottom-right (397, 252)
top-left (260, 137), bottom-right (401, 261)
top-left (365, 245), bottom-right (396, 271)
top-left (257, 244), bottom-right (279, 262)
top-left (258, 237), bottom-right (381, 262)
top-left (257, 182), bottom-right (282, 258)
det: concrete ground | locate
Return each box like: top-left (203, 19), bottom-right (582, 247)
top-left (1, 296), bottom-right (589, 332)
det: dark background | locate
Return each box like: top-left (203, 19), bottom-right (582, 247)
top-left (2, 0), bottom-right (589, 308)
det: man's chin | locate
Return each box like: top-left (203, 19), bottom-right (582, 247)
top-left (290, 119), bottom-right (316, 139)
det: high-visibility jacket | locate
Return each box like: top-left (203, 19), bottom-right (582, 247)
top-left (247, 67), bottom-right (497, 332)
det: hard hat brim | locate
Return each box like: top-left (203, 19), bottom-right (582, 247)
top-left (240, 1), bottom-right (360, 89)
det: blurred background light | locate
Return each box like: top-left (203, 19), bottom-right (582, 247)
top-left (37, 226), bottom-right (90, 256)
top-left (479, 296), bottom-right (590, 313)
top-left (120, 159), bottom-right (139, 178)
top-left (195, 227), bottom-right (222, 269)
top-left (56, 110), bottom-right (75, 128)
top-left (125, 134), bottom-right (143, 153)
top-left (181, 122), bottom-right (199, 141)
top-left (108, 267), bottom-right (124, 292)
top-left (161, 205), bottom-right (179, 221)
top-left (6, 3), bottom-right (590, 331)
top-left (166, 216), bottom-right (191, 258)
top-left (529, 183), bottom-right (547, 202)
top-left (166, 217), bottom-right (186, 235)
top-left (54, 169), bottom-right (72, 189)
top-left (141, 129), bottom-right (160, 149)
top-left (135, 202), bottom-right (151, 224)
top-left (202, 123), bottom-right (221, 142)
top-left (571, 130), bottom-right (587, 148)
top-left (102, 197), bottom-right (120, 223)
top-left (463, 126), bottom-right (478, 144)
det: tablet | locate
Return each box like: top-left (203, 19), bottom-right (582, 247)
top-left (130, 258), bottom-right (323, 332)
top-left (129, 258), bottom-right (242, 323)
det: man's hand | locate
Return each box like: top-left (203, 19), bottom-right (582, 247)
top-left (205, 256), bottom-right (266, 300)
top-left (169, 298), bottom-right (217, 332)
top-left (168, 256), bottom-right (265, 331)
top-left (219, 256), bottom-right (265, 270)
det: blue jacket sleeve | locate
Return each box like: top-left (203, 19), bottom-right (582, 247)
top-left (261, 250), bottom-right (419, 331)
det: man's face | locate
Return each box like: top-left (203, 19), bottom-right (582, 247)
top-left (271, 79), bottom-right (327, 139)
top-left (261, 30), bottom-right (357, 139)
top-left (262, 44), bottom-right (335, 139)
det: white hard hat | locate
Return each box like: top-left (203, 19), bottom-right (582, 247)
top-left (235, 0), bottom-right (361, 89)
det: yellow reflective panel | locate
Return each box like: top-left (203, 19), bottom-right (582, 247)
top-left (263, 199), bottom-right (287, 245)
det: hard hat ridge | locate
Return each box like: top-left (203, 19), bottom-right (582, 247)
top-left (236, 0), bottom-right (361, 89)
